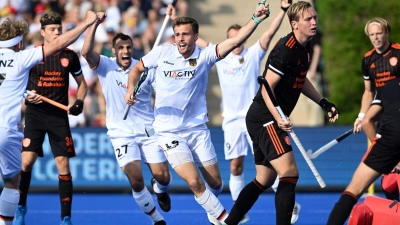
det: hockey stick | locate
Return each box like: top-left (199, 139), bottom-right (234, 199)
top-left (257, 76), bottom-right (326, 188)
top-left (25, 90), bottom-right (69, 111)
top-left (122, 67), bottom-right (149, 120)
top-left (306, 128), bottom-right (353, 159)
top-left (153, 0), bottom-right (178, 47)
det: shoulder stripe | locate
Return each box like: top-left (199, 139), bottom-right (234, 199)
top-left (364, 48), bottom-right (375, 57)
top-left (391, 43), bottom-right (400, 50)
top-left (285, 36), bottom-right (296, 49)
top-left (269, 65), bottom-right (284, 75)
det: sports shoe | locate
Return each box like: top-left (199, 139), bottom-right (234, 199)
top-left (239, 214), bottom-right (250, 224)
top-left (13, 205), bottom-right (27, 225)
top-left (151, 178), bottom-right (171, 212)
top-left (60, 216), bottom-right (73, 225)
top-left (207, 213), bottom-right (222, 225)
top-left (290, 202), bottom-right (301, 224)
top-left (154, 220), bottom-right (167, 225)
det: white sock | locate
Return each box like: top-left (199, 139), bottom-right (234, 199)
top-left (195, 188), bottom-right (228, 221)
top-left (0, 188), bottom-right (19, 225)
top-left (271, 176), bottom-right (279, 192)
top-left (229, 174), bottom-right (245, 201)
top-left (205, 180), bottom-right (223, 197)
top-left (153, 172), bottom-right (172, 194)
top-left (132, 188), bottom-right (164, 223)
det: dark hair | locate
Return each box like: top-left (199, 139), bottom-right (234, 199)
top-left (40, 12), bottom-right (62, 28)
top-left (172, 17), bottom-right (199, 34)
top-left (226, 24), bottom-right (241, 38)
top-left (112, 33), bottom-right (133, 48)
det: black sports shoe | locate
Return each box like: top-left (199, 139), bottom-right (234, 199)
top-left (151, 177), bottom-right (171, 212)
top-left (154, 220), bottom-right (167, 225)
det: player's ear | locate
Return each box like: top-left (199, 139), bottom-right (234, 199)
top-left (112, 48), bottom-right (115, 56)
top-left (291, 21), bottom-right (298, 30)
top-left (194, 33), bottom-right (199, 41)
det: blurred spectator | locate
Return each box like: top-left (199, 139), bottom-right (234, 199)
top-left (64, 0), bottom-right (93, 22)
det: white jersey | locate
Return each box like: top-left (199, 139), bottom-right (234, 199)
top-left (95, 56), bottom-right (155, 138)
top-left (142, 43), bottom-right (220, 132)
top-left (216, 41), bottom-right (266, 125)
top-left (0, 47), bottom-right (44, 130)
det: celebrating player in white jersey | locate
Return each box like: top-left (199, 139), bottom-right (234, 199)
top-left (125, 2), bottom-right (270, 225)
top-left (0, 12), bottom-right (98, 225)
top-left (196, 1), bottom-right (301, 224)
top-left (82, 17), bottom-right (171, 225)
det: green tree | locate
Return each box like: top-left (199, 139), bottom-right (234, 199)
top-left (315, 0), bottom-right (400, 124)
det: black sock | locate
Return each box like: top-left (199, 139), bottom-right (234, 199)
top-left (275, 177), bottom-right (298, 225)
top-left (18, 170), bottom-right (32, 206)
top-left (327, 192), bottom-right (358, 225)
top-left (59, 174), bottom-right (73, 219)
top-left (225, 179), bottom-right (267, 225)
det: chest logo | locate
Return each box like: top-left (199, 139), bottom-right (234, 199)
top-left (239, 57), bottom-right (244, 64)
top-left (389, 57), bottom-right (398, 66)
top-left (60, 58), bottom-right (69, 67)
top-left (189, 58), bottom-right (197, 66)
top-left (370, 63), bottom-right (375, 68)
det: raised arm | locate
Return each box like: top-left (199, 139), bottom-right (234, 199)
top-left (217, 1), bottom-right (270, 58)
top-left (259, 0), bottom-right (290, 50)
top-left (45, 11), bottom-right (101, 57)
top-left (124, 61), bottom-right (145, 105)
top-left (82, 12), bottom-right (107, 69)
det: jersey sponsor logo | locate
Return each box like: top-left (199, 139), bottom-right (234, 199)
top-left (292, 71), bottom-right (307, 89)
top-left (164, 61), bottom-right (174, 65)
top-left (375, 71), bottom-right (396, 88)
top-left (389, 57), bottom-right (398, 66)
top-left (22, 138), bottom-right (31, 147)
top-left (44, 71), bottom-right (62, 76)
top-left (370, 63), bottom-right (375, 68)
top-left (189, 58), bottom-right (197, 66)
top-left (0, 59), bottom-right (14, 67)
top-left (116, 80), bottom-right (127, 89)
top-left (60, 58), bottom-right (69, 67)
top-left (163, 70), bottom-right (196, 79)
top-left (223, 67), bottom-right (245, 76)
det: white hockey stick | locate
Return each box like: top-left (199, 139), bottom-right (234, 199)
top-left (306, 129), bottom-right (353, 159)
top-left (258, 76), bottom-right (326, 188)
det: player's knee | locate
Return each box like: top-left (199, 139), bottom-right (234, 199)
top-left (230, 159), bottom-right (244, 175)
top-left (187, 177), bottom-right (206, 195)
top-left (152, 169), bottom-right (170, 185)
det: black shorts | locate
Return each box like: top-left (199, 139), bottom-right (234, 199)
top-left (363, 137), bottom-right (400, 174)
top-left (22, 106), bottom-right (76, 158)
top-left (246, 102), bottom-right (293, 166)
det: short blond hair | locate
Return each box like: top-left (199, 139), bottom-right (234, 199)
top-left (0, 18), bottom-right (29, 41)
top-left (287, 1), bottom-right (313, 25)
top-left (364, 17), bottom-right (391, 36)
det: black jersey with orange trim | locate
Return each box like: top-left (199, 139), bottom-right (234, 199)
top-left (26, 46), bottom-right (82, 109)
top-left (371, 78), bottom-right (400, 144)
top-left (253, 32), bottom-right (311, 116)
top-left (362, 43), bottom-right (400, 90)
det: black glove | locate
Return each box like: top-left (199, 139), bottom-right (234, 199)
top-left (69, 99), bottom-right (84, 116)
top-left (318, 98), bottom-right (339, 118)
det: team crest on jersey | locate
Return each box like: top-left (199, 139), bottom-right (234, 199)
top-left (60, 58), bottom-right (69, 67)
top-left (22, 138), bottom-right (30, 147)
top-left (239, 57), bottom-right (244, 64)
top-left (389, 57), bottom-right (398, 66)
top-left (189, 58), bottom-right (197, 66)
top-left (284, 136), bottom-right (291, 146)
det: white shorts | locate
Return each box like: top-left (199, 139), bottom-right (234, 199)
top-left (158, 124), bottom-right (217, 168)
top-left (222, 118), bottom-right (252, 160)
top-left (110, 135), bottom-right (166, 167)
top-left (0, 128), bottom-right (23, 178)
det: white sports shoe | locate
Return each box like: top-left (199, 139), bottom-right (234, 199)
top-left (239, 214), bottom-right (250, 224)
top-left (291, 202), bottom-right (301, 224)
top-left (207, 213), bottom-right (226, 225)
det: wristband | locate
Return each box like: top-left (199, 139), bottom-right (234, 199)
top-left (357, 112), bottom-right (365, 121)
top-left (252, 14), bottom-right (263, 24)
top-left (281, 6), bottom-right (289, 12)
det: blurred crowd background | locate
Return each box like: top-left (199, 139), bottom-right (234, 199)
top-left (0, 0), bottom-right (189, 127)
